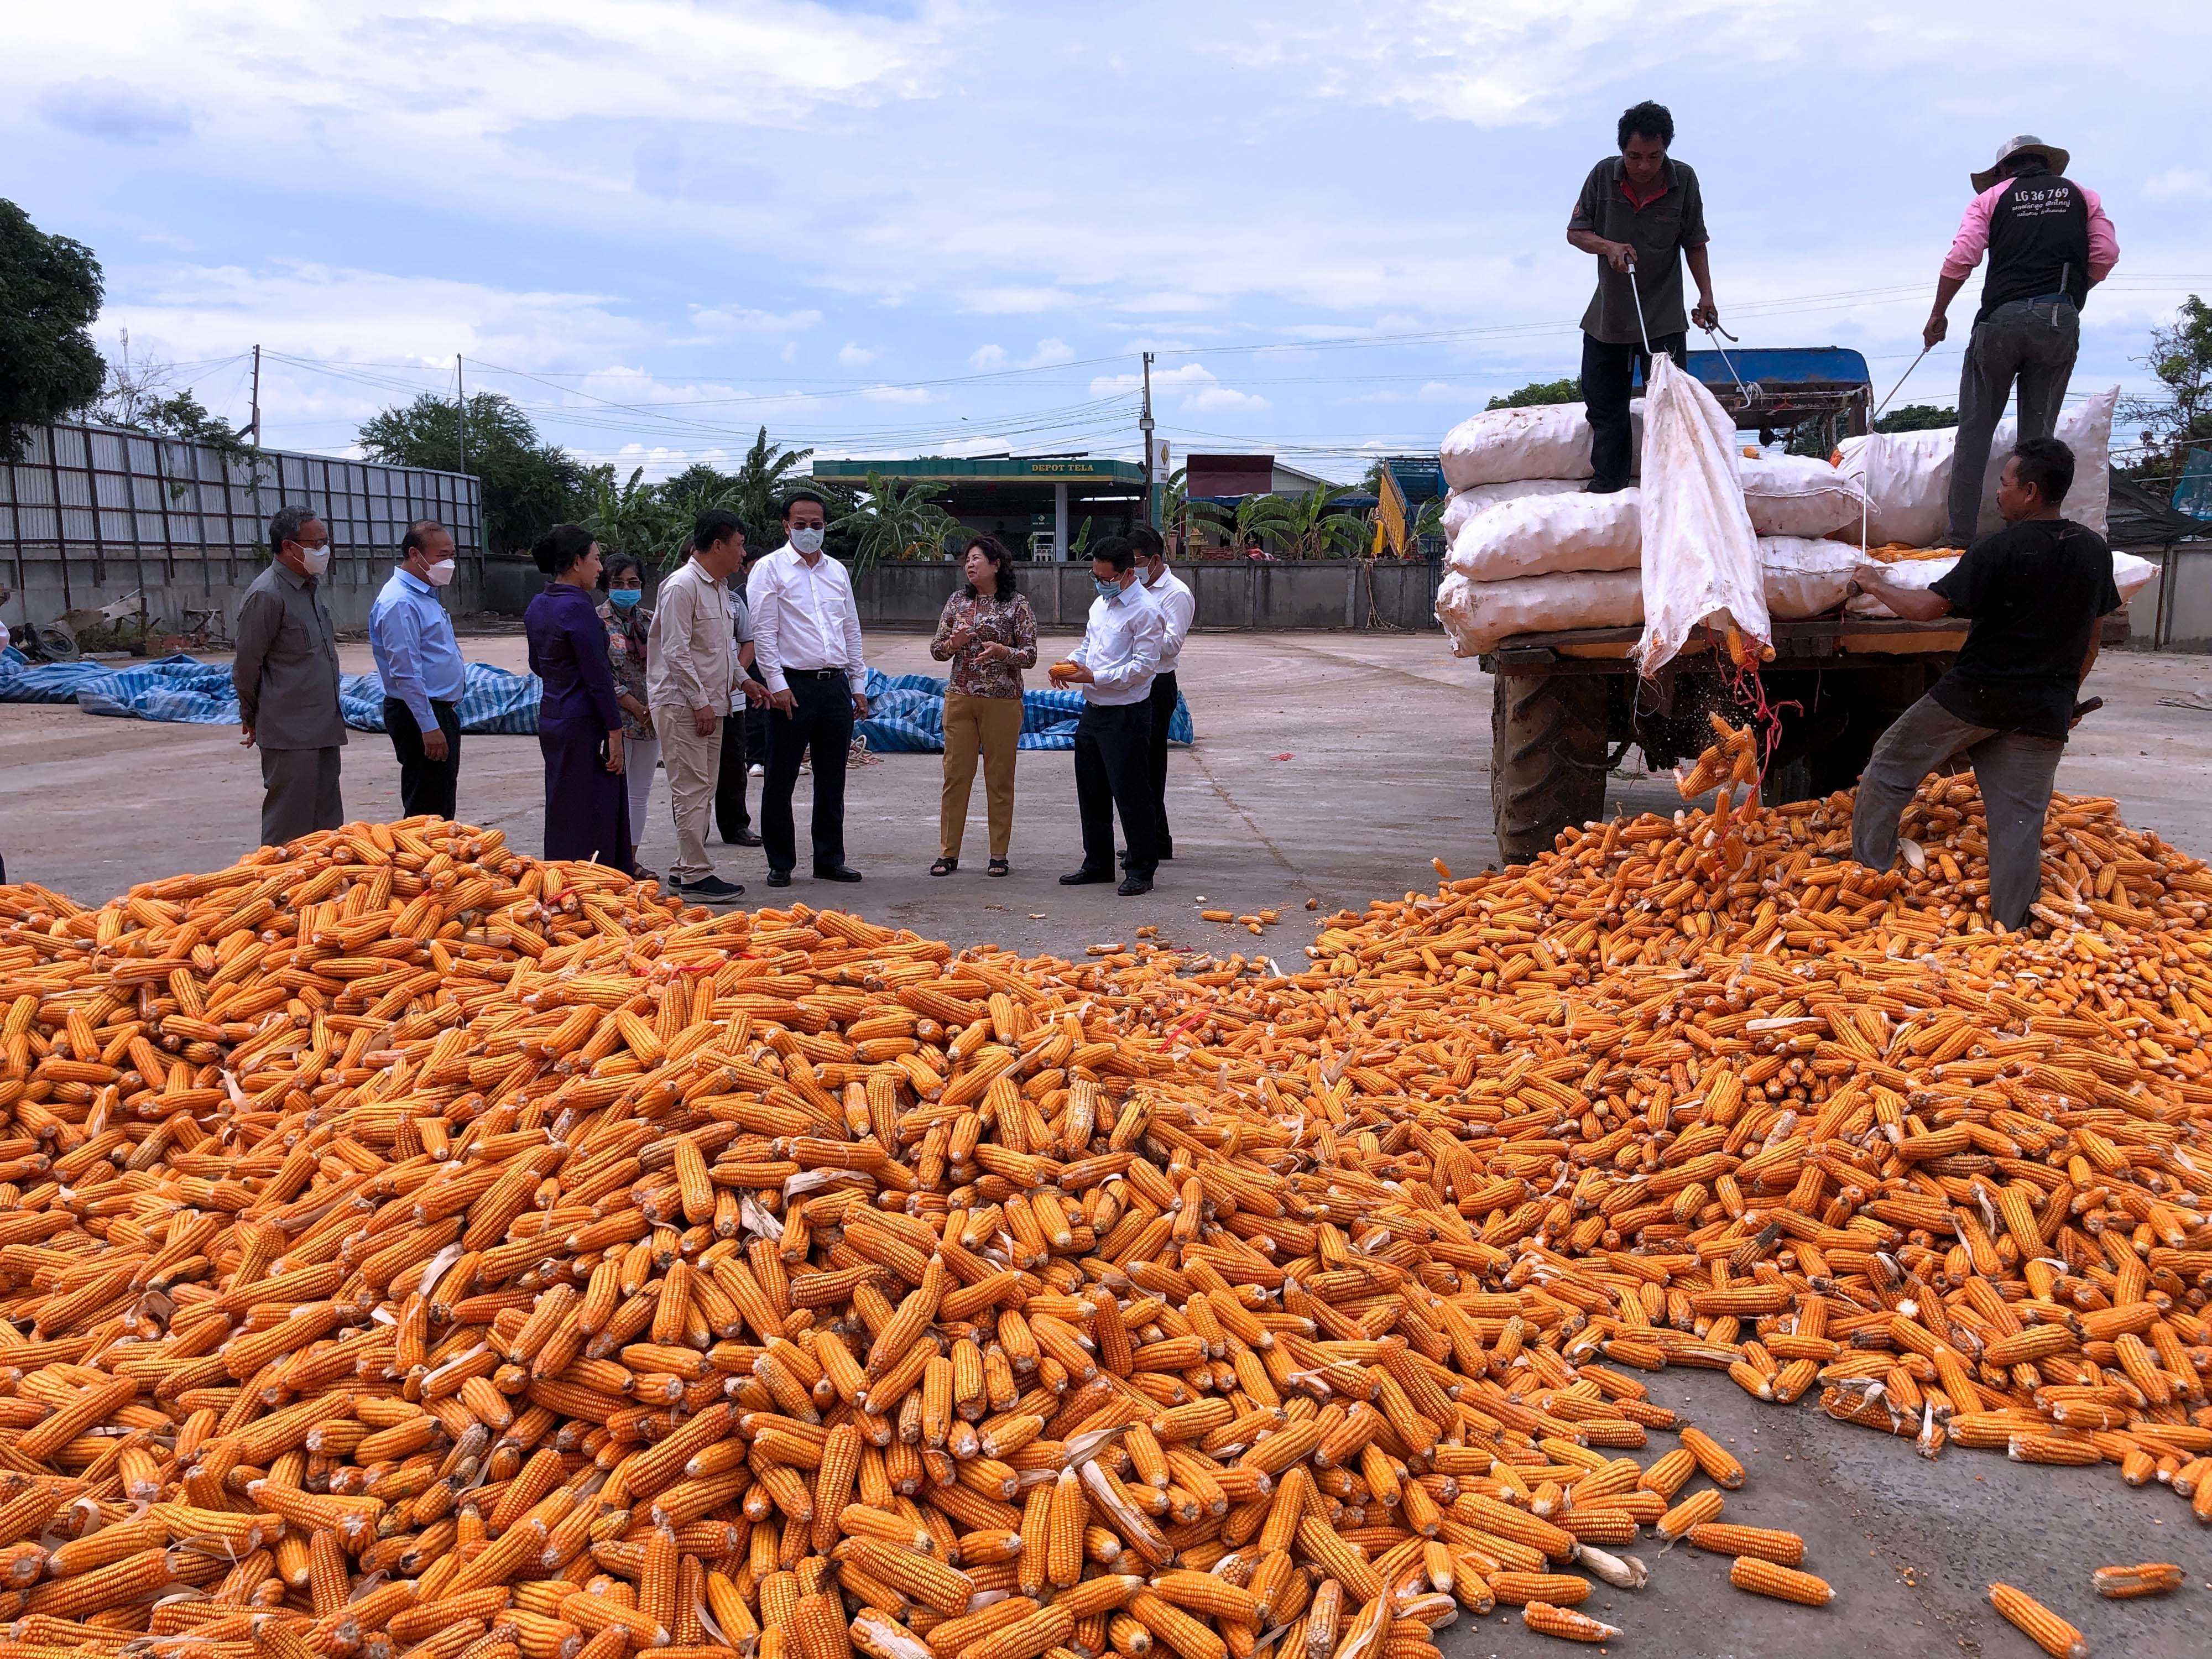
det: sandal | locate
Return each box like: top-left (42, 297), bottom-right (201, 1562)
top-left (987, 859), bottom-right (1010, 878)
top-left (930, 857), bottom-right (958, 877)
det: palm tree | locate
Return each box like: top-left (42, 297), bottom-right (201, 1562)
top-left (835, 471), bottom-right (959, 572)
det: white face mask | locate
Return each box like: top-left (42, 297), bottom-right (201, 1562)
top-left (296, 544), bottom-right (331, 576)
top-left (426, 558), bottom-right (456, 587)
top-left (789, 526), bottom-right (825, 556)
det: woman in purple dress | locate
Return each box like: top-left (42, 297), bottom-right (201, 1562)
top-left (524, 525), bottom-right (631, 873)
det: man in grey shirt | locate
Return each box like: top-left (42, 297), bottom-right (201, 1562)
top-left (233, 504), bottom-right (347, 846)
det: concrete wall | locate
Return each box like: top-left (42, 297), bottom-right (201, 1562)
top-left (852, 559), bottom-right (1447, 633)
top-left (6, 545), bottom-right (489, 639)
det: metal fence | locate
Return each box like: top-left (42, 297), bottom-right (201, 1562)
top-left (1, 422), bottom-right (481, 611)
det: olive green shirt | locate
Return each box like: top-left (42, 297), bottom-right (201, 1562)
top-left (232, 561), bottom-right (346, 751)
top-left (1569, 156), bottom-right (1709, 345)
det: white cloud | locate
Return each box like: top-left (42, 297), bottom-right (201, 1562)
top-left (1186, 385), bottom-right (1271, 413)
top-left (959, 286), bottom-right (1082, 315)
top-left (687, 305), bottom-right (822, 340)
top-left (2145, 168), bottom-right (2212, 201)
top-left (971, 338), bottom-right (1076, 371)
top-left (838, 341), bottom-right (884, 367)
top-left (1091, 362), bottom-right (1220, 398)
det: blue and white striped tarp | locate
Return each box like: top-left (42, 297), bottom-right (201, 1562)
top-left (0, 648), bottom-right (540, 734)
top-left (0, 650), bottom-right (1190, 752)
top-left (857, 670), bottom-right (1193, 754)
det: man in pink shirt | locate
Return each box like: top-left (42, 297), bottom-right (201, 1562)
top-left (1924, 134), bottom-right (2119, 542)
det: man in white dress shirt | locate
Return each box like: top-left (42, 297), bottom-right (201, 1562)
top-left (1050, 535), bottom-right (1167, 896)
top-left (747, 490), bottom-right (871, 888)
top-left (1130, 525), bottom-right (1194, 863)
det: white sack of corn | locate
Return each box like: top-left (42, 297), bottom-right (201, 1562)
top-left (1846, 545), bottom-right (2159, 617)
top-left (1439, 401), bottom-right (1642, 489)
top-left (1834, 386), bottom-right (2117, 546)
top-left (1435, 568), bottom-right (1644, 656)
top-left (1438, 478), bottom-right (1584, 540)
top-left (1740, 455), bottom-right (1869, 540)
top-left (1446, 489), bottom-right (1641, 582)
top-left (1759, 536), bottom-right (1866, 619)
top-left (1636, 353), bottom-right (1770, 674)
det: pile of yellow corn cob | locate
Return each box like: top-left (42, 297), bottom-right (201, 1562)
top-left (0, 787), bottom-right (2204, 1659)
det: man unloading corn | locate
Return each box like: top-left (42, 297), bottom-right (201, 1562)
top-left (1847, 437), bottom-right (2121, 928)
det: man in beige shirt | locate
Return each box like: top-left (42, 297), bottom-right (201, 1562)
top-left (647, 510), bottom-right (749, 902)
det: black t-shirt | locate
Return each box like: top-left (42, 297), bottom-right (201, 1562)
top-left (1927, 517), bottom-right (2120, 741)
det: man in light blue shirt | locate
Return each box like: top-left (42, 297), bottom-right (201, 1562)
top-left (369, 519), bottom-right (467, 820)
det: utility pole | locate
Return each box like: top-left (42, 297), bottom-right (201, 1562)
top-left (455, 355), bottom-right (469, 476)
top-left (1139, 351), bottom-right (1156, 529)
top-left (248, 344), bottom-right (262, 447)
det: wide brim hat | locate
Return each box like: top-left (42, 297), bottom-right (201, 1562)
top-left (1973, 134), bottom-right (2069, 192)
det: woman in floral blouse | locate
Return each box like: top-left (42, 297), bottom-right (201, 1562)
top-left (596, 554), bottom-right (660, 879)
top-left (930, 535), bottom-right (1037, 877)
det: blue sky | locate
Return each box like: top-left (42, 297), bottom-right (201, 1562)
top-left (8, 0), bottom-right (2210, 482)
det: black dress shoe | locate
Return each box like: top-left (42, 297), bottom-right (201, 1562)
top-left (724, 830), bottom-right (763, 847)
top-left (1117, 875), bottom-right (1154, 896)
top-left (1582, 478), bottom-right (1629, 495)
top-left (1061, 868), bottom-right (1115, 886)
top-left (765, 869), bottom-right (792, 888)
top-left (813, 864), bottom-right (863, 883)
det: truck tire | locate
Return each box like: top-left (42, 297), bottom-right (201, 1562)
top-left (1491, 672), bottom-right (1610, 864)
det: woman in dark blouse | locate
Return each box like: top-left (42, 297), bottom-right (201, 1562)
top-left (929, 535), bottom-right (1037, 877)
top-left (524, 525), bottom-right (631, 873)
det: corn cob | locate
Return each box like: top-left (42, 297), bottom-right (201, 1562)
top-left (1988, 1584), bottom-right (2085, 1658)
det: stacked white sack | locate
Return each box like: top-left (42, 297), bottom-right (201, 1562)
top-left (1439, 401), bottom-right (1642, 488)
top-left (1446, 491), bottom-right (1641, 582)
top-left (1835, 387), bottom-right (2118, 545)
top-left (1739, 456), bottom-right (1869, 539)
top-left (1759, 537), bottom-right (1867, 618)
top-left (1438, 478), bottom-right (1583, 540)
top-left (1437, 569), bottom-right (1644, 657)
top-left (1845, 547), bottom-right (2159, 618)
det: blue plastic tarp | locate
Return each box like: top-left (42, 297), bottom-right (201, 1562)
top-left (0, 651), bottom-right (1192, 753)
top-left (858, 670), bottom-right (1192, 754)
top-left (0, 649), bottom-right (541, 734)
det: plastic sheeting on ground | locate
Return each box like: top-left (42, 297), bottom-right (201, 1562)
top-left (0, 650), bottom-right (1195, 753)
top-left (0, 649), bottom-right (541, 734)
top-left (857, 670), bottom-right (1192, 753)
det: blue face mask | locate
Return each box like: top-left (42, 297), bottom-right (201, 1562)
top-left (1094, 577), bottom-right (1121, 599)
top-left (608, 588), bottom-right (642, 609)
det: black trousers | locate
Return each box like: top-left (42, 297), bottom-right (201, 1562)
top-left (716, 666), bottom-right (772, 841)
top-left (1074, 700), bottom-right (1159, 879)
top-left (764, 671), bottom-right (854, 874)
top-left (384, 698), bottom-right (461, 821)
top-left (1145, 670), bottom-right (1178, 859)
top-left (1580, 330), bottom-right (1686, 488)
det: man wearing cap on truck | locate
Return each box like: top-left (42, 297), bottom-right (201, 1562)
top-left (1567, 100), bottom-right (1720, 495)
top-left (1924, 134), bottom-right (2119, 544)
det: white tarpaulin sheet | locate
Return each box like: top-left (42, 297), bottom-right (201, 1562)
top-left (1635, 353), bottom-right (1770, 674)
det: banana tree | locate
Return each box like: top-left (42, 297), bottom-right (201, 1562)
top-left (578, 465), bottom-right (688, 568)
top-left (834, 471), bottom-right (959, 572)
top-left (1229, 493), bottom-right (1296, 556)
top-left (1275, 484), bottom-right (1363, 560)
top-left (1161, 465), bottom-right (1227, 552)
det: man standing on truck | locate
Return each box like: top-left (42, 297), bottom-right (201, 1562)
top-left (1846, 438), bottom-right (2120, 930)
top-left (1926, 135), bottom-right (2120, 545)
top-left (1567, 100), bottom-right (1719, 494)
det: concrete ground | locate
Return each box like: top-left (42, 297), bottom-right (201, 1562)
top-left (3, 629), bottom-right (2209, 1652)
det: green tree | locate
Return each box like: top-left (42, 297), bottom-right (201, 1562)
top-left (1486, 378), bottom-right (1582, 411)
top-left (1275, 484), bottom-right (1362, 559)
top-left (729, 427), bottom-right (815, 541)
top-left (1874, 403), bottom-right (1957, 435)
top-left (1161, 465), bottom-right (1227, 551)
top-left (2122, 295), bottom-right (2212, 483)
top-left (1229, 494), bottom-right (1295, 555)
top-left (834, 471), bottom-right (958, 572)
top-left (357, 392), bottom-right (585, 554)
top-left (0, 199), bottom-right (106, 459)
top-left (577, 465), bottom-right (687, 568)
